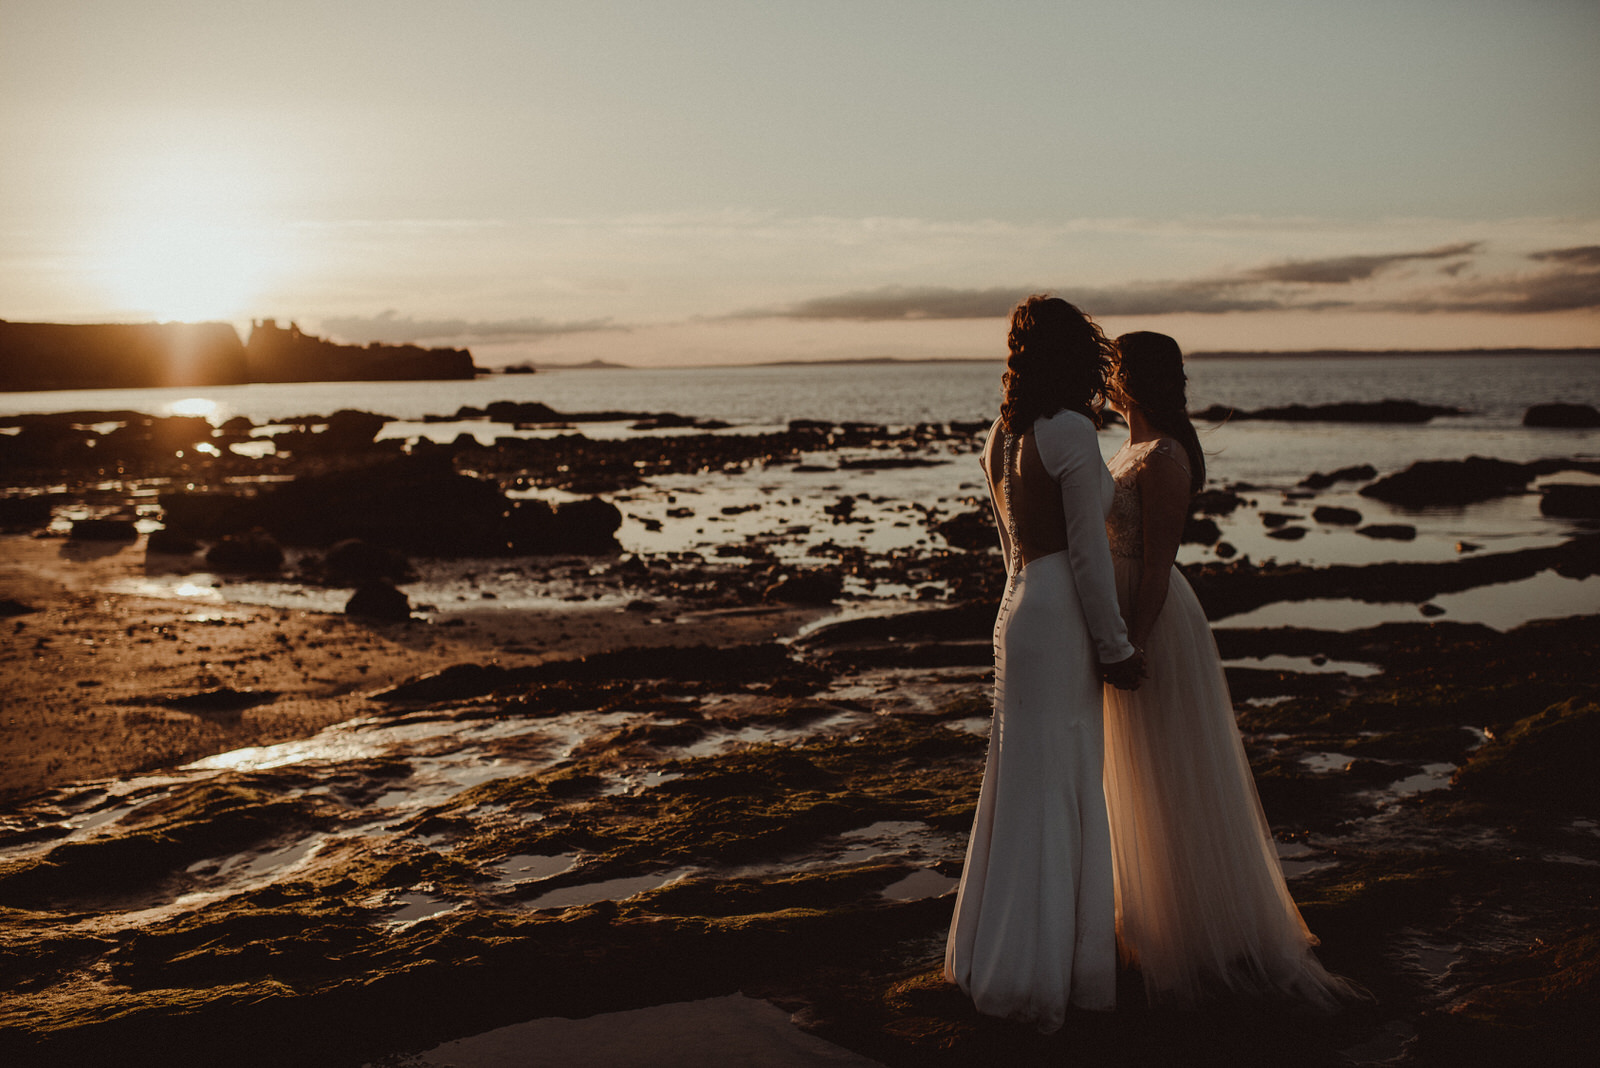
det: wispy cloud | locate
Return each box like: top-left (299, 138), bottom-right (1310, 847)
top-left (1529, 244), bottom-right (1600, 268)
top-left (1244, 242), bottom-right (1481, 284)
top-left (737, 239), bottom-right (1600, 321)
top-left (317, 310), bottom-right (621, 345)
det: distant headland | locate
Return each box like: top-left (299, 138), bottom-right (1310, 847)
top-left (0, 318), bottom-right (478, 392)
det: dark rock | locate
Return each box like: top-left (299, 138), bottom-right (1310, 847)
top-left (374, 662), bottom-right (509, 702)
top-left (1452, 698), bottom-right (1600, 811)
top-left (1260, 512), bottom-right (1299, 529)
top-left (323, 539), bottom-right (413, 583)
top-left (1541, 484), bottom-right (1600, 519)
top-left (205, 531), bottom-right (284, 572)
top-left (1419, 603), bottom-right (1446, 617)
top-left (69, 518), bottom-right (138, 541)
top-left (1312, 506), bottom-right (1363, 525)
top-left (1243, 399), bottom-right (1465, 423)
top-left (932, 506), bottom-right (996, 551)
top-left (763, 569), bottom-right (844, 604)
top-left (1191, 489), bottom-right (1245, 516)
top-left (0, 496), bottom-right (54, 530)
top-left (1299, 464), bottom-right (1378, 490)
top-left (159, 688), bottom-right (279, 713)
top-left (1214, 541), bottom-right (1237, 559)
top-left (1266, 525), bottom-right (1308, 541)
top-left (1357, 524), bottom-right (1417, 541)
top-left (508, 498), bottom-right (623, 555)
top-left (1182, 516), bottom-right (1221, 545)
top-left (1523, 403), bottom-right (1600, 428)
top-left (159, 491), bottom-right (257, 540)
top-left (345, 581), bottom-right (411, 621)
top-left (146, 528), bottom-right (200, 555)
top-left (0, 599), bottom-right (35, 617)
top-left (1361, 457), bottom-right (1534, 507)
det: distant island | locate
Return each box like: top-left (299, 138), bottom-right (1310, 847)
top-left (0, 318), bottom-right (478, 392)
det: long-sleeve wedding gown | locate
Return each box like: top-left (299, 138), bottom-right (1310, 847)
top-left (944, 410), bottom-right (1136, 1031)
top-left (1101, 437), bottom-right (1352, 1010)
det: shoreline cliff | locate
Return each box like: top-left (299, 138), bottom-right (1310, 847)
top-left (0, 318), bottom-right (478, 392)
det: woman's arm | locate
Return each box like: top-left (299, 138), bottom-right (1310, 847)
top-left (1034, 412), bottom-right (1136, 664)
top-left (1128, 443), bottom-right (1192, 649)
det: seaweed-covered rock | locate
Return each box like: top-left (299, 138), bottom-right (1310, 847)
top-left (1361, 457), bottom-right (1534, 507)
top-left (1524, 403), bottom-right (1600, 428)
top-left (1451, 699), bottom-right (1600, 811)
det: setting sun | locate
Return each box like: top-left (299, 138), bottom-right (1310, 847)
top-left (86, 147), bottom-right (295, 323)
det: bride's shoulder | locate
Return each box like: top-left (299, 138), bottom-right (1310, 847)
top-left (1144, 437), bottom-right (1191, 475)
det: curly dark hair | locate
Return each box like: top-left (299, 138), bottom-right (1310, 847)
top-left (998, 295), bottom-right (1113, 435)
top-left (1113, 330), bottom-right (1206, 494)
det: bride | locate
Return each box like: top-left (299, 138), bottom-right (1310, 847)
top-left (945, 296), bottom-right (1144, 1031)
top-left (1101, 330), bottom-right (1354, 1010)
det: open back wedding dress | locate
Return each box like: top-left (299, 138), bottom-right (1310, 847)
top-left (944, 410), bottom-right (1135, 1031)
top-left (1102, 437), bottom-right (1352, 1010)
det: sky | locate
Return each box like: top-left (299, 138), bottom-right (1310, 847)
top-left (3, 0), bottom-right (1598, 366)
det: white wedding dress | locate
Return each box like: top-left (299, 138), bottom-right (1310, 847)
top-left (945, 411), bottom-right (1136, 1031)
top-left (1102, 437), bottom-right (1351, 1010)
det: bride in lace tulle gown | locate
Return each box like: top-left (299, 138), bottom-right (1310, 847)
top-left (944, 297), bottom-right (1145, 1031)
top-left (1101, 331), bottom-right (1354, 1010)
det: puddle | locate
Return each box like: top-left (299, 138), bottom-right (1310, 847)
top-left (1388, 762), bottom-right (1457, 796)
top-left (1223, 654), bottom-right (1382, 677)
top-left (1391, 929), bottom-right (1462, 984)
top-left (498, 853), bottom-right (579, 881)
top-left (1218, 571), bottom-right (1600, 632)
top-left (525, 869), bottom-right (695, 910)
top-left (386, 892), bottom-right (462, 925)
top-left (1301, 752), bottom-right (1358, 774)
top-left (881, 868), bottom-right (957, 900)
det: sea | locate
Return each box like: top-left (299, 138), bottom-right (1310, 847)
top-left (3, 353), bottom-right (1598, 631)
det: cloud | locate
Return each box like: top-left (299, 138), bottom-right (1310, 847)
top-left (736, 239), bottom-right (1600, 321)
top-left (739, 279), bottom-right (1321, 321)
top-left (1529, 245), bottom-right (1600, 268)
top-left (1245, 242), bottom-right (1482, 284)
top-left (317, 310), bottom-right (621, 345)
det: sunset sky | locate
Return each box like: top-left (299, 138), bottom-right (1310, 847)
top-left (3, 0), bottom-right (1597, 366)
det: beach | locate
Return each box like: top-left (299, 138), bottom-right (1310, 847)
top-left (2, 357), bottom-right (1598, 1066)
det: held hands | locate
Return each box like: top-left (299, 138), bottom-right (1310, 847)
top-left (1100, 648), bottom-right (1147, 691)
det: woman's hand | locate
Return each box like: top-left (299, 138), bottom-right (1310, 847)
top-left (1101, 648), bottom-right (1146, 691)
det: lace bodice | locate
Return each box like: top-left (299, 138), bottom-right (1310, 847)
top-left (1106, 438), bottom-right (1185, 559)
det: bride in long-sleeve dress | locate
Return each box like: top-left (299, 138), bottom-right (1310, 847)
top-left (945, 296), bottom-right (1144, 1031)
top-left (1100, 330), bottom-right (1356, 1010)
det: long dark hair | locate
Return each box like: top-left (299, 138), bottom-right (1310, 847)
top-left (1114, 331), bottom-right (1206, 495)
top-left (999, 295), bottom-right (1113, 435)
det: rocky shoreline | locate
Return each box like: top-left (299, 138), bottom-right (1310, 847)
top-left (1, 401), bottom-right (1597, 1066)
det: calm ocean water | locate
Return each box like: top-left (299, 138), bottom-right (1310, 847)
top-left (2, 354), bottom-right (1595, 488)
top-left (5, 353), bottom-right (1597, 629)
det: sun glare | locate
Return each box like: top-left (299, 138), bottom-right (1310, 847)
top-left (166, 397), bottom-right (220, 419)
top-left (88, 147), bottom-right (296, 323)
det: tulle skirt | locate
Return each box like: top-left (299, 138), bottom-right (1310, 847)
top-left (945, 551), bottom-right (1117, 1030)
top-left (1103, 560), bottom-right (1351, 1010)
